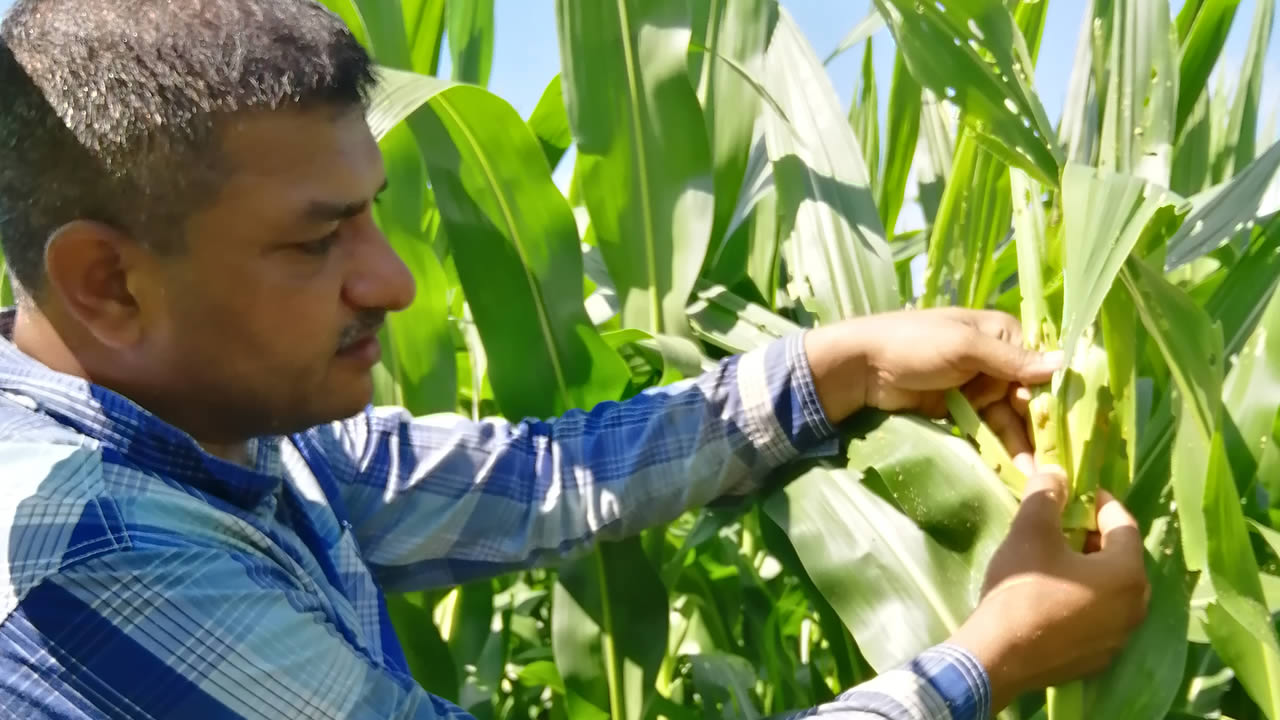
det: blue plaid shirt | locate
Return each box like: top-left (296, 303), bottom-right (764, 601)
top-left (0, 307), bottom-right (990, 719)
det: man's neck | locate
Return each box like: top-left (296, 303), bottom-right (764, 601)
top-left (12, 304), bottom-right (91, 379)
top-left (13, 306), bottom-right (256, 469)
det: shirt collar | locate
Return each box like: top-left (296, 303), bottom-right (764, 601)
top-left (0, 307), bottom-right (284, 510)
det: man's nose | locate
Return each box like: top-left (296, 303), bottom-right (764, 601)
top-left (342, 224), bottom-right (417, 313)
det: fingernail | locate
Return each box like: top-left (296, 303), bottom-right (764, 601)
top-left (1038, 350), bottom-right (1065, 370)
top-left (1038, 463), bottom-right (1067, 478)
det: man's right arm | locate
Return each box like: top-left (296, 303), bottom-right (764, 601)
top-left (784, 465), bottom-right (1150, 719)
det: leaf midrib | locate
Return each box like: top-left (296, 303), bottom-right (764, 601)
top-left (614, 0), bottom-right (664, 333)
top-left (433, 93), bottom-right (574, 410)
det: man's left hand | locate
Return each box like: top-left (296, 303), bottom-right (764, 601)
top-left (803, 308), bottom-right (1062, 474)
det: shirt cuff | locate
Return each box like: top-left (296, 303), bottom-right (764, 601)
top-left (903, 644), bottom-right (993, 720)
top-left (733, 331), bottom-right (840, 467)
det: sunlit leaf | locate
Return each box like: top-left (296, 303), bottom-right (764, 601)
top-left (764, 8), bottom-right (898, 323)
top-left (873, 0), bottom-right (1062, 186)
top-left (446, 0), bottom-right (493, 87)
top-left (557, 0), bottom-right (715, 336)
top-left (1176, 0), bottom-right (1244, 134)
top-left (528, 75), bottom-right (572, 172)
top-left (1167, 141), bottom-right (1280, 270)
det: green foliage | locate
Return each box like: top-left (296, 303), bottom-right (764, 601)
top-left (306, 1), bottom-right (1280, 717)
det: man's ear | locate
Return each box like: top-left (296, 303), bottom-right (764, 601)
top-left (44, 220), bottom-right (146, 349)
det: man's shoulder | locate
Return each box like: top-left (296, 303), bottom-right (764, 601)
top-left (0, 439), bottom-right (121, 618)
top-left (0, 438), bottom-right (250, 622)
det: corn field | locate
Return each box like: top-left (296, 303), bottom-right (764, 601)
top-left (5, 0), bottom-right (1280, 718)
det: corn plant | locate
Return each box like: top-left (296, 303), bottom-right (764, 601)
top-left (4, 0), bottom-right (1273, 717)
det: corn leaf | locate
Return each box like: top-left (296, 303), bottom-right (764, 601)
top-left (1202, 429), bottom-right (1280, 718)
top-left (1058, 0), bottom-right (1098, 166)
top-left (1208, 67), bottom-right (1235, 186)
top-left (446, 0), bottom-right (493, 87)
top-left (1101, 287), bottom-right (1140, 491)
top-left (381, 72), bottom-right (631, 419)
top-left (1010, 0), bottom-right (1048, 60)
top-left (878, 52), bottom-right (922, 235)
top-left (763, 463), bottom-right (974, 672)
top-left (372, 123), bottom-right (457, 415)
top-left (1059, 164), bottom-right (1189, 371)
top-left (686, 281), bottom-right (799, 354)
top-left (1099, 0), bottom-right (1178, 183)
top-left (1189, 569), bottom-right (1280, 643)
top-left (402, 0), bottom-right (446, 76)
top-left (846, 412), bottom-right (1017, 588)
top-left (920, 136), bottom-right (1010, 309)
top-left (822, 7), bottom-right (886, 66)
top-left (1121, 256), bottom-right (1224, 570)
top-left (318, 0), bottom-right (372, 51)
top-left (1175, 0), bottom-right (1244, 134)
top-left (849, 38), bottom-right (880, 194)
top-left (0, 250), bottom-right (11, 308)
top-left (764, 8), bottom-right (898, 322)
top-left (917, 90), bottom-right (956, 227)
top-left (691, 0), bottom-right (772, 257)
top-left (1087, 517), bottom-right (1190, 720)
top-left (349, 0), bottom-right (413, 69)
top-left (1220, 0), bottom-right (1274, 179)
top-left (1167, 140), bottom-right (1280, 270)
top-left (528, 75), bottom-right (572, 172)
top-left (1173, 89), bottom-right (1215, 196)
top-left (552, 540), bottom-right (668, 720)
top-left (1009, 168), bottom-right (1050, 342)
top-left (557, 0), bottom-right (715, 336)
top-left (1129, 228), bottom-right (1280, 526)
top-left (872, 0), bottom-right (1062, 187)
top-left (764, 412), bottom-right (1015, 672)
top-left (384, 592), bottom-right (458, 700)
top-left (1222, 276), bottom-right (1280, 499)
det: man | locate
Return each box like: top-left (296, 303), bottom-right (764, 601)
top-left (0, 1), bottom-right (1148, 718)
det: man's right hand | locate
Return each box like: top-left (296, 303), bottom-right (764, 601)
top-left (947, 465), bottom-right (1151, 712)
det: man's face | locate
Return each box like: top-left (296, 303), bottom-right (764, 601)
top-left (134, 104), bottom-right (415, 441)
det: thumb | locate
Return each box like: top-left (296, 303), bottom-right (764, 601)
top-left (1011, 464), bottom-right (1069, 538)
top-left (964, 334), bottom-right (1062, 385)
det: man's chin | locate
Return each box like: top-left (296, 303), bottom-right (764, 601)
top-left (320, 373), bottom-right (376, 421)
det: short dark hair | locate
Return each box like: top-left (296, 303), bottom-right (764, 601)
top-left (0, 0), bottom-right (376, 296)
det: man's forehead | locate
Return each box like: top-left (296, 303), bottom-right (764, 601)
top-left (214, 105), bottom-right (384, 201)
top-left (217, 105), bottom-right (380, 178)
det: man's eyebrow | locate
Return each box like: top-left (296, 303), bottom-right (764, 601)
top-left (303, 179), bottom-right (390, 222)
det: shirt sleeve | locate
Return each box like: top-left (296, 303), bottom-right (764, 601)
top-left (0, 547), bottom-right (466, 720)
top-left (299, 332), bottom-right (839, 592)
top-left (781, 645), bottom-right (992, 720)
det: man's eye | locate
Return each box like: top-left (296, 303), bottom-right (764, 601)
top-left (297, 231), bottom-right (339, 256)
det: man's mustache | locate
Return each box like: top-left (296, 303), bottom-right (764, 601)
top-left (337, 311), bottom-right (386, 351)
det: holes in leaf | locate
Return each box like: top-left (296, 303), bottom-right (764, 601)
top-left (944, 86), bottom-right (957, 98)
top-left (1003, 98), bottom-right (1019, 114)
top-left (967, 18), bottom-right (985, 39)
top-left (935, 1), bottom-right (946, 11)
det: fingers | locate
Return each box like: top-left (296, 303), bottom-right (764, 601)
top-left (1010, 385), bottom-right (1032, 418)
top-left (963, 375), bottom-right (1009, 411)
top-left (961, 330), bottom-right (1063, 385)
top-left (1094, 489), bottom-right (1144, 565)
top-left (981, 401), bottom-right (1035, 477)
top-left (1011, 465), bottom-right (1069, 538)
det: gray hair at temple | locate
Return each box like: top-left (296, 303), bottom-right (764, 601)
top-left (0, 0), bottom-right (375, 297)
